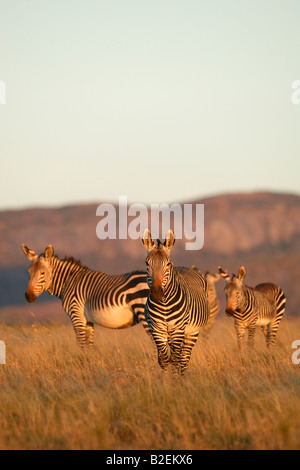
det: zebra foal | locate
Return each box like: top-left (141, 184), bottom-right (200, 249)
top-left (142, 229), bottom-right (209, 377)
top-left (219, 266), bottom-right (286, 350)
top-left (22, 244), bottom-right (149, 347)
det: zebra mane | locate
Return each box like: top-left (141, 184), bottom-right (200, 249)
top-left (56, 255), bottom-right (88, 269)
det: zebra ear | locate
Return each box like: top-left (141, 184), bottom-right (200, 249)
top-left (164, 230), bottom-right (175, 250)
top-left (142, 229), bottom-right (155, 251)
top-left (21, 244), bottom-right (38, 261)
top-left (44, 245), bottom-right (54, 259)
top-left (218, 266), bottom-right (230, 283)
top-left (238, 266), bottom-right (246, 281)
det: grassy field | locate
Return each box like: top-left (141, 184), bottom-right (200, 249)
top-left (0, 316), bottom-right (300, 450)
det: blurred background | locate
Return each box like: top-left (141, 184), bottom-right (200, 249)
top-left (0, 1), bottom-right (299, 322)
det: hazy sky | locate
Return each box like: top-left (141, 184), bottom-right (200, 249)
top-left (0, 1), bottom-right (299, 209)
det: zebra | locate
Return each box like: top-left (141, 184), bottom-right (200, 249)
top-left (218, 266), bottom-right (286, 349)
top-left (22, 244), bottom-right (149, 347)
top-left (142, 229), bottom-right (210, 377)
top-left (202, 271), bottom-right (221, 339)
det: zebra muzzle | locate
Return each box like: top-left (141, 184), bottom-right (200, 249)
top-left (150, 286), bottom-right (164, 301)
top-left (225, 308), bottom-right (235, 317)
top-left (25, 291), bottom-right (37, 303)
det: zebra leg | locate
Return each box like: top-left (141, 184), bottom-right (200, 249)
top-left (267, 316), bottom-right (283, 348)
top-left (234, 321), bottom-right (246, 351)
top-left (179, 331), bottom-right (199, 377)
top-left (70, 310), bottom-right (89, 348)
top-left (86, 322), bottom-right (95, 346)
top-left (152, 330), bottom-right (170, 371)
top-left (247, 326), bottom-right (256, 349)
top-left (169, 329), bottom-right (185, 376)
top-left (73, 323), bottom-right (88, 348)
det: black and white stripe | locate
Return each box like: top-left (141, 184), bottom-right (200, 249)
top-left (22, 244), bottom-right (149, 347)
top-left (142, 230), bottom-right (209, 377)
top-left (219, 266), bottom-right (286, 349)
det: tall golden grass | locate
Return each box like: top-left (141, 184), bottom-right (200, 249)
top-left (0, 316), bottom-right (300, 450)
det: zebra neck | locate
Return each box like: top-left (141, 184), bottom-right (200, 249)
top-left (163, 267), bottom-right (181, 301)
top-left (48, 257), bottom-right (83, 299)
top-left (207, 284), bottom-right (217, 302)
top-left (238, 286), bottom-right (251, 314)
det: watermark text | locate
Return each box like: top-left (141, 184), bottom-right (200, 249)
top-left (291, 80), bottom-right (300, 105)
top-left (0, 340), bottom-right (6, 364)
top-left (96, 196), bottom-right (204, 250)
top-left (292, 340), bottom-right (300, 365)
top-left (0, 80), bottom-right (6, 104)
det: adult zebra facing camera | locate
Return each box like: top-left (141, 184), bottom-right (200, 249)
top-left (142, 229), bottom-right (209, 377)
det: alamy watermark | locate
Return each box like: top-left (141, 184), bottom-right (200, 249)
top-left (291, 80), bottom-right (300, 105)
top-left (0, 80), bottom-right (6, 104)
top-left (0, 340), bottom-right (6, 364)
top-left (292, 340), bottom-right (300, 365)
top-left (96, 196), bottom-right (204, 250)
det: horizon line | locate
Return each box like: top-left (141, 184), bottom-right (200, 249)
top-left (1, 189), bottom-right (299, 213)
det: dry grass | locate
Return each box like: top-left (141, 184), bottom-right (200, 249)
top-left (0, 316), bottom-right (300, 450)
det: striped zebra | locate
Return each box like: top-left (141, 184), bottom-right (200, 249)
top-left (142, 229), bottom-right (210, 377)
top-left (22, 244), bottom-right (149, 347)
top-left (202, 271), bottom-right (221, 339)
top-left (218, 266), bottom-right (286, 349)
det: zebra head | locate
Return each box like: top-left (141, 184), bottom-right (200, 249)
top-left (142, 229), bottom-right (175, 302)
top-left (22, 244), bottom-right (54, 303)
top-left (219, 266), bottom-right (246, 316)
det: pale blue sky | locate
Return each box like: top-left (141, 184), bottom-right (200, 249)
top-left (0, 0), bottom-right (299, 209)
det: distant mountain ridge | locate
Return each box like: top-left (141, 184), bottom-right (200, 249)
top-left (0, 191), bottom-right (300, 321)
